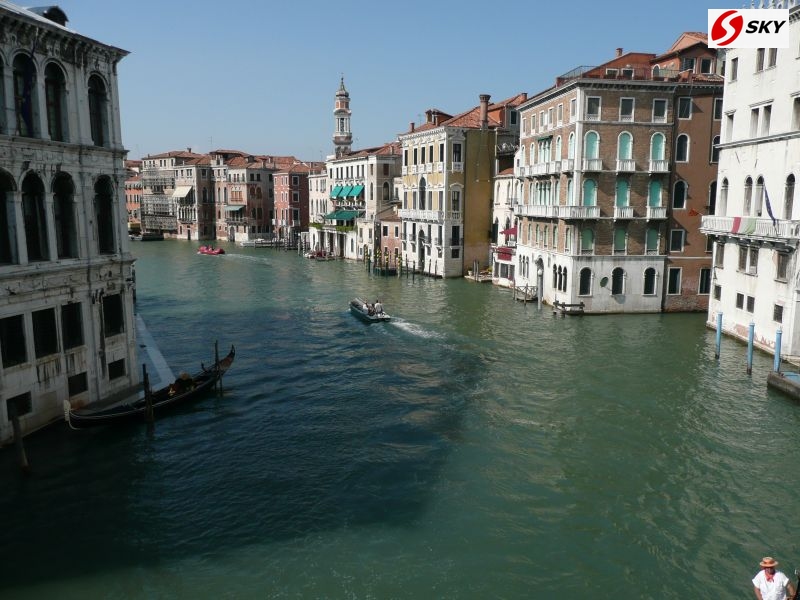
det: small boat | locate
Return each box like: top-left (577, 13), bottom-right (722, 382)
top-left (139, 232), bottom-right (164, 241)
top-left (198, 245), bottom-right (225, 255)
top-left (65, 345), bottom-right (235, 428)
top-left (239, 238), bottom-right (269, 247)
top-left (305, 250), bottom-right (335, 260)
top-left (350, 297), bottom-right (390, 323)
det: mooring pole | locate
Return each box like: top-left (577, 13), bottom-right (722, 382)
top-left (9, 402), bottom-right (30, 474)
top-left (143, 364), bottom-right (154, 425)
top-left (715, 311), bottom-right (722, 359)
top-left (747, 321), bottom-right (755, 375)
top-left (774, 328), bottom-right (783, 373)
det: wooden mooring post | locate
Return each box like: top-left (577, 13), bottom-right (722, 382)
top-left (8, 401), bottom-right (30, 475)
top-left (143, 364), bottom-right (154, 425)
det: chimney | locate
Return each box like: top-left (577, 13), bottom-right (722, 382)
top-left (187, 147), bottom-right (192, 153)
top-left (479, 94), bottom-right (490, 129)
top-left (616, 48), bottom-right (623, 57)
top-left (410, 122), bottom-right (415, 133)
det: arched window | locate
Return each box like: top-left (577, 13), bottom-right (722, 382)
top-left (720, 178), bottom-right (729, 215)
top-left (13, 54), bottom-right (39, 137)
top-left (94, 176), bottom-right (116, 254)
top-left (567, 178), bottom-right (574, 204)
top-left (582, 179), bottom-right (597, 206)
top-left (785, 174), bottom-right (795, 220)
top-left (618, 132), bottom-right (632, 160)
top-left (673, 181), bottom-right (687, 209)
top-left (552, 264), bottom-right (558, 288)
top-left (568, 133), bottom-right (575, 159)
top-left (557, 266), bottom-right (563, 291)
top-left (88, 74), bottom-right (109, 147)
top-left (530, 143), bottom-right (536, 164)
top-left (616, 178), bottom-right (629, 207)
top-left (643, 268), bottom-right (657, 295)
top-left (744, 177), bottom-right (753, 214)
top-left (22, 173), bottom-right (49, 261)
top-left (611, 267), bottom-right (625, 295)
top-left (555, 136), bottom-right (562, 159)
top-left (53, 173), bottom-right (77, 258)
top-left (675, 134), bottom-right (689, 162)
top-left (755, 176), bottom-right (765, 216)
top-left (552, 224), bottom-right (558, 249)
top-left (648, 180), bottom-right (662, 207)
top-left (0, 171), bottom-right (16, 264)
top-left (579, 267), bottom-right (592, 295)
top-left (585, 131), bottom-right (599, 159)
top-left (45, 63), bottom-right (68, 142)
top-left (650, 133), bottom-right (665, 161)
top-left (562, 267), bottom-right (568, 291)
top-left (711, 135), bottom-right (720, 163)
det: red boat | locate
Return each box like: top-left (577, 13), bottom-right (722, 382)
top-left (198, 245), bottom-right (225, 255)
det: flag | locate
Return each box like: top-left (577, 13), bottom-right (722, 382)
top-left (688, 208), bottom-right (700, 216)
top-left (764, 186), bottom-right (777, 227)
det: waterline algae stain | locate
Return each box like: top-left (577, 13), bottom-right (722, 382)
top-left (0, 241), bottom-right (796, 599)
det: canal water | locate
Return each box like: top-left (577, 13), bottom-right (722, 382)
top-left (1, 240), bottom-right (798, 599)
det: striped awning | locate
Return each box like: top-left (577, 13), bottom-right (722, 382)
top-left (330, 185), bottom-right (342, 198)
top-left (337, 185), bottom-right (353, 198)
top-left (349, 184), bottom-right (364, 198)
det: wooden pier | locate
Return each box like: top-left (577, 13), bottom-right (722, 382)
top-left (553, 301), bottom-right (585, 317)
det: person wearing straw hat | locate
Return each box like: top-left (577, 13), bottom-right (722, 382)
top-left (752, 556), bottom-right (795, 600)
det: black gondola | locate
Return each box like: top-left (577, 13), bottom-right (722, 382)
top-left (65, 345), bottom-right (235, 428)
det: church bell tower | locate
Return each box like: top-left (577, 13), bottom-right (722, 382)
top-left (333, 77), bottom-right (352, 158)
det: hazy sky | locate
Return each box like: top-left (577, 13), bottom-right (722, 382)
top-left (49, 0), bottom-right (720, 161)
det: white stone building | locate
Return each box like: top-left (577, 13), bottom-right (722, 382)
top-left (0, 2), bottom-right (137, 443)
top-left (701, 1), bottom-right (800, 359)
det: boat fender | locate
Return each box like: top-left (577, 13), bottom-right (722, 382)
top-left (62, 400), bottom-right (71, 422)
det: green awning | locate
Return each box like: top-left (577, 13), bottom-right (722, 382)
top-left (323, 211), bottom-right (340, 219)
top-left (335, 210), bottom-right (361, 220)
top-left (224, 205), bottom-right (244, 212)
top-left (330, 185), bottom-right (342, 198)
top-left (349, 184), bottom-right (364, 197)
top-left (338, 185), bottom-right (353, 198)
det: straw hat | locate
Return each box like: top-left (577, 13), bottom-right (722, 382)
top-left (760, 557), bottom-right (778, 568)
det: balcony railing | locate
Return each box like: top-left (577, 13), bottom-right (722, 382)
top-left (616, 159), bottom-right (635, 172)
top-left (649, 160), bottom-right (669, 173)
top-left (555, 205), bottom-right (600, 219)
top-left (614, 206), bottom-right (635, 219)
top-left (549, 161), bottom-right (561, 174)
top-left (582, 158), bottom-right (603, 171)
top-left (515, 204), bottom-right (556, 218)
top-left (398, 209), bottom-right (443, 221)
top-left (561, 159), bottom-right (575, 172)
top-left (701, 216), bottom-right (800, 240)
top-left (646, 206), bottom-right (667, 220)
top-left (452, 162), bottom-right (464, 172)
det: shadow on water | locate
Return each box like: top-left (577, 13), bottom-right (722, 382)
top-left (0, 247), bottom-right (484, 589)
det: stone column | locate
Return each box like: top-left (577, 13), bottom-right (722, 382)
top-left (10, 189), bottom-right (28, 265)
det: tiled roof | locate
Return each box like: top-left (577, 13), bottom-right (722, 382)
top-left (666, 32), bottom-right (709, 54)
top-left (497, 167), bottom-right (515, 176)
top-left (144, 150), bottom-right (203, 160)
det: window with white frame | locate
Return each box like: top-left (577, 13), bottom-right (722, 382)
top-left (730, 57), bottom-right (738, 81)
top-left (680, 57), bottom-right (696, 72)
top-left (569, 98), bottom-right (577, 122)
top-left (557, 103), bottom-right (563, 124)
top-left (678, 97), bottom-right (692, 119)
top-left (653, 99), bottom-right (667, 123)
top-left (643, 268), bottom-right (657, 295)
top-left (578, 267), bottom-right (592, 295)
top-left (675, 134), bottom-right (689, 162)
top-left (611, 267), bottom-right (625, 295)
top-left (713, 98), bottom-right (723, 120)
top-left (756, 48), bottom-right (765, 71)
top-left (586, 97), bottom-right (601, 120)
top-left (669, 229), bottom-right (685, 252)
top-left (620, 98), bottom-right (634, 122)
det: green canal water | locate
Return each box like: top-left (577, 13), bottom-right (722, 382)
top-left (1, 240), bottom-right (799, 599)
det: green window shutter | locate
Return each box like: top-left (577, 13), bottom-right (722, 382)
top-left (618, 132), bottom-right (632, 160)
top-left (616, 179), bottom-right (629, 207)
top-left (648, 180), bottom-right (662, 207)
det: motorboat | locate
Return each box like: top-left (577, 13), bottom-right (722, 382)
top-left (349, 297), bottom-right (390, 323)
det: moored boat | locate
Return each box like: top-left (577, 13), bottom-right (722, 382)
top-left (349, 297), bottom-right (390, 323)
top-left (65, 345), bottom-right (235, 428)
top-left (239, 238), bottom-right (269, 247)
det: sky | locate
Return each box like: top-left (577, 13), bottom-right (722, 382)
top-left (47, 0), bottom-right (722, 162)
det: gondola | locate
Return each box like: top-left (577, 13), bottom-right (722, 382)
top-left (65, 345), bottom-right (235, 428)
top-left (350, 297), bottom-right (391, 323)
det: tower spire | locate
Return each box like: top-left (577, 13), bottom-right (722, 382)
top-left (333, 76), bottom-right (352, 158)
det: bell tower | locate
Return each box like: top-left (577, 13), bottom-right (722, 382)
top-left (333, 77), bottom-right (352, 158)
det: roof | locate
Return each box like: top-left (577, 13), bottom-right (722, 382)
top-left (665, 32), bottom-right (709, 54)
top-left (143, 150), bottom-right (204, 160)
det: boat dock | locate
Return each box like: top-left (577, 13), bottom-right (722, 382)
top-left (767, 370), bottom-right (800, 400)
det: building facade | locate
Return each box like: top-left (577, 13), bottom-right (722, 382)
top-left (398, 94), bottom-right (526, 278)
top-left (515, 36), bottom-right (722, 312)
top-left (0, 2), bottom-right (137, 443)
top-left (701, 2), bottom-right (800, 359)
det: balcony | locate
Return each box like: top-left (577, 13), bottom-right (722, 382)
top-left (582, 158), bottom-right (603, 171)
top-left (452, 162), bottom-right (464, 172)
top-left (646, 206), bottom-right (667, 220)
top-left (649, 160), bottom-right (669, 173)
top-left (515, 204), bottom-right (556, 218)
top-left (614, 206), bottom-right (635, 220)
top-left (402, 166), bottom-right (408, 175)
top-left (549, 161), bottom-right (561, 174)
top-left (616, 159), bottom-right (635, 172)
top-left (398, 209), bottom-right (443, 222)
top-left (701, 216), bottom-right (800, 242)
top-left (561, 159), bottom-right (575, 172)
top-left (555, 205), bottom-right (600, 220)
